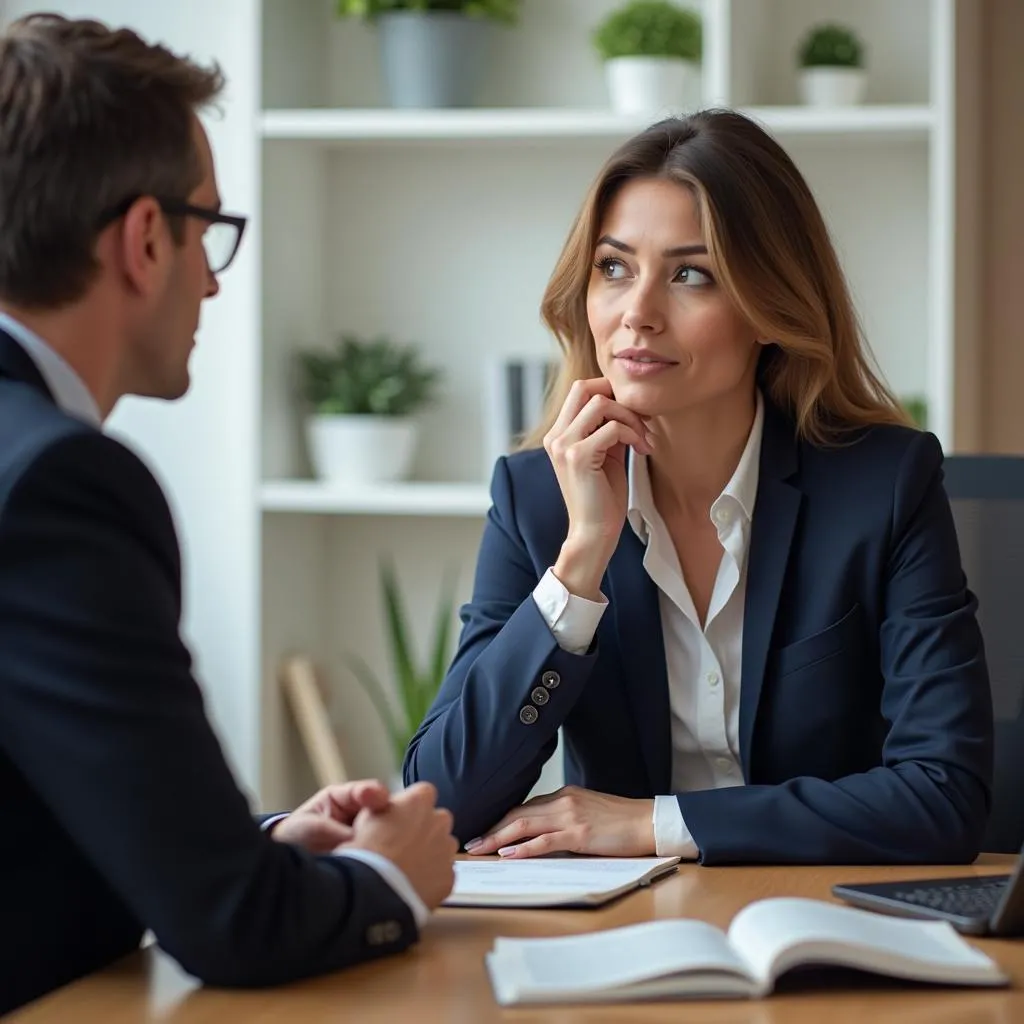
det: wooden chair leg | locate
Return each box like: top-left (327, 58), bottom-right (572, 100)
top-left (278, 654), bottom-right (349, 787)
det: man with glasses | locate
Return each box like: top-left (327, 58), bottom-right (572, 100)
top-left (0, 14), bottom-right (457, 1015)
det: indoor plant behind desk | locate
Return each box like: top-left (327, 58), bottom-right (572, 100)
top-left (297, 334), bottom-right (441, 485)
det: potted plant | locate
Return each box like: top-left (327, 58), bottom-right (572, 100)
top-left (297, 335), bottom-right (440, 484)
top-left (335, 0), bottom-right (520, 108)
top-left (797, 23), bottom-right (866, 107)
top-left (345, 559), bottom-right (458, 781)
top-left (593, 1), bottom-right (702, 116)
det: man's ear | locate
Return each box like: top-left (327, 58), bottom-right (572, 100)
top-left (117, 196), bottom-right (168, 295)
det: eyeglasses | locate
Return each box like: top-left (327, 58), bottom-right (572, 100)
top-left (158, 200), bottom-right (247, 274)
top-left (97, 196), bottom-right (248, 275)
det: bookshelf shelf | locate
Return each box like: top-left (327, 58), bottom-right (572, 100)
top-left (260, 480), bottom-right (492, 517)
top-left (260, 104), bottom-right (934, 145)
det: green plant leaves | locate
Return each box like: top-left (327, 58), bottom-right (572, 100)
top-left (593, 1), bottom-right (702, 62)
top-left (335, 0), bottom-right (520, 23)
top-left (346, 559), bottom-right (459, 770)
top-left (297, 335), bottom-right (441, 417)
top-left (798, 24), bottom-right (864, 69)
top-left (343, 651), bottom-right (406, 759)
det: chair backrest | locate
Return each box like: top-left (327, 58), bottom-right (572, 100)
top-left (942, 455), bottom-right (1024, 853)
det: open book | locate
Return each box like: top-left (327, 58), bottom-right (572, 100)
top-left (486, 897), bottom-right (1009, 1005)
top-left (444, 856), bottom-right (680, 908)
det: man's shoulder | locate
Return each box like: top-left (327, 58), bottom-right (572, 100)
top-left (0, 377), bottom-right (93, 472)
top-left (0, 384), bottom-right (170, 526)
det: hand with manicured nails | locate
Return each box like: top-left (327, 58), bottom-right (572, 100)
top-left (465, 786), bottom-right (656, 859)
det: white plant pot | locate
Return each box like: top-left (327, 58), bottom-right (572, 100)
top-left (799, 67), bottom-right (867, 107)
top-left (604, 56), bottom-right (698, 116)
top-left (306, 415), bottom-right (417, 484)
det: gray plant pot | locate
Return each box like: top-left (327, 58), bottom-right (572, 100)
top-left (377, 11), bottom-right (491, 109)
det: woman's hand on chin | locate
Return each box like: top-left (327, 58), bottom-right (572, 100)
top-left (463, 786), bottom-right (656, 859)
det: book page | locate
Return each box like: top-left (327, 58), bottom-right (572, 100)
top-left (727, 897), bottom-right (1006, 988)
top-left (489, 919), bottom-right (752, 998)
top-left (446, 856), bottom-right (678, 905)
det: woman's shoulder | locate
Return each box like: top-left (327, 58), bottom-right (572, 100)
top-left (502, 445), bottom-right (555, 478)
top-left (797, 423), bottom-right (946, 530)
top-left (487, 447), bottom-right (568, 550)
top-left (489, 446), bottom-right (563, 511)
top-left (802, 422), bottom-right (941, 478)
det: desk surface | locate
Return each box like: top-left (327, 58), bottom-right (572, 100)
top-left (12, 856), bottom-right (1024, 1023)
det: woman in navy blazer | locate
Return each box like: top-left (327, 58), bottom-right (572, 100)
top-left (404, 109), bottom-right (993, 866)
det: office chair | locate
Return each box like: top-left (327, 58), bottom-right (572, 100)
top-left (943, 455), bottom-right (1024, 854)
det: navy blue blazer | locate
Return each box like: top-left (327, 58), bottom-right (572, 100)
top-left (0, 331), bottom-right (416, 1015)
top-left (405, 400), bottom-right (994, 865)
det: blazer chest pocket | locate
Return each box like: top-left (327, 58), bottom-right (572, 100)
top-left (772, 603), bottom-right (863, 678)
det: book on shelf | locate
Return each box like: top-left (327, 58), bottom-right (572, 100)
top-left (482, 353), bottom-right (558, 479)
top-left (444, 856), bottom-right (680, 909)
top-left (485, 896), bottom-right (1009, 1006)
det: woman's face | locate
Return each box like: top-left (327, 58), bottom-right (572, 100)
top-left (586, 177), bottom-right (760, 419)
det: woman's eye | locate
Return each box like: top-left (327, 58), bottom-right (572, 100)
top-left (594, 257), bottom-right (628, 280)
top-left (675, 265), bottom-right (713, 286)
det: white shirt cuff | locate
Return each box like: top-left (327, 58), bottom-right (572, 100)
top-left (260, 813), bottom-right (289, 832)
top-left (333, 848), bottom-right (431, 930)
top-left (532, 566), bottom-right (608, 655)
top-left (653, 795), bottom-right (699, 859)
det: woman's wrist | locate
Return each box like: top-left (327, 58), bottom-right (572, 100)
top-left (634, 798), bottom-right (657, 855)
top-left (554, 536), bottom-right (614, 602)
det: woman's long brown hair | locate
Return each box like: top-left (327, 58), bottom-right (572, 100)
top-left (524, 108), bottom-right (911, 447)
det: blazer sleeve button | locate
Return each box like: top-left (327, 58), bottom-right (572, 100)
top-left (531, 686), bottom-right (550, 706)
top-left (519, 705), bottom-right (539, 725)
top-left (541, 670), bottom-right (561, 689)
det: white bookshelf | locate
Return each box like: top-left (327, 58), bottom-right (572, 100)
top-left (261, 480), bottom-right (491, 516)
top-left (2, 0), bottom-right (977, 810)
top-left (260, 104), bottom-right (935, 143)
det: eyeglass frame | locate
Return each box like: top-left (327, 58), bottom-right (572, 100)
top-left (96, 196), bottom-right (248, 274)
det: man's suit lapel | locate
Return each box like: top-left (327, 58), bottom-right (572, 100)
top-left (606, 497), bottom-right (673, 795)
top-left (738, 399), bottom-right (802, 777)
top-left (0, 328), bottom-right (54, 401)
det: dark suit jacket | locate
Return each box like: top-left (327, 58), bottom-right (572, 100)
top-left (0, 330), bottom-right (416, 1016)
top-left (405, 399), bottom-right (994, 865)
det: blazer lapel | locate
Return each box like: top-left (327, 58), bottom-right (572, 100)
top-left (0, 328), bottom-right (54, 401)
top-left (739, 400), bottom-right (802, 776)
top-left (606, 524), bottom-right (672, 795)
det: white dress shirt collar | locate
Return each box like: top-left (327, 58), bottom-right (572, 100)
top-left (627, 389), bottom-right (765, 543)
top-left (0, 311), bottom-right (102, 428)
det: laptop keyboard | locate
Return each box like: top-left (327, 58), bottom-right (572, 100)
top-left (889, 879), bottom-right (1008, 918)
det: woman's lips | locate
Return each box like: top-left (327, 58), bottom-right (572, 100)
top-left (614, 350), bottom-right (678, 377)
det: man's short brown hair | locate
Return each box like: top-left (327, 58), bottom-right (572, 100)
top-left (0, 14), bottom-right (224, 309)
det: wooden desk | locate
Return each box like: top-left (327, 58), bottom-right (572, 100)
top-left (11, 856), bottom-right (1023, 1023)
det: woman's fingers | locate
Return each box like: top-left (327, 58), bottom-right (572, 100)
top-left (465, 812), bottom-right (563, 855)
top-left (558, 392), bottom-right (650, 452)
top-left (562, 418), bottom-right (647, 471)
top-left (547, 379), bottom-right (650, 452)
top-left (497, 832), bottom-right (566, 859)
top-left (546, 377), bottom-right (613, 440)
